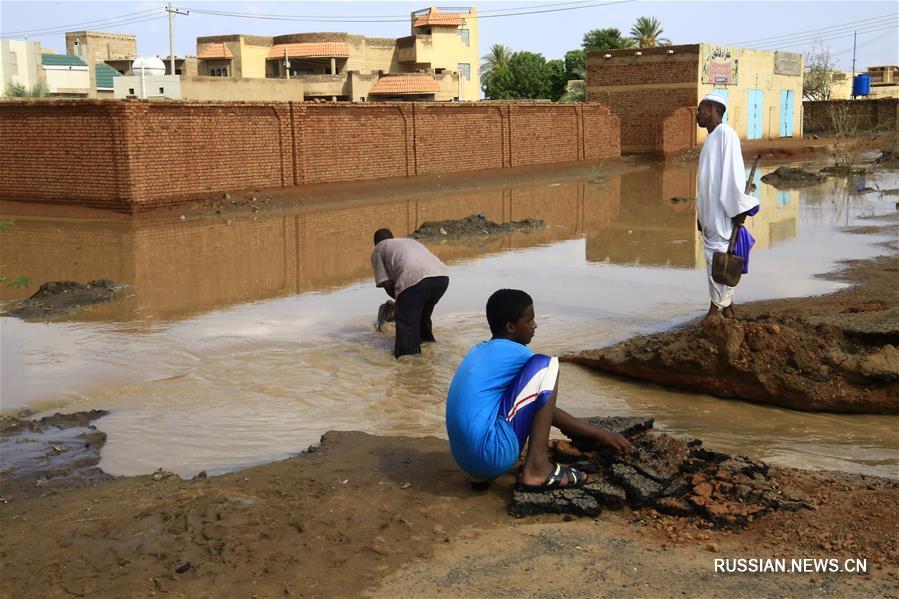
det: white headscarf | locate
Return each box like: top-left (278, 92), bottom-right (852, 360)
top-left (701, 93), bottom-right (727, 110)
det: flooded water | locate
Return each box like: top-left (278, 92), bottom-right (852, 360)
top-left (1, 161), bottom-right (897, 479)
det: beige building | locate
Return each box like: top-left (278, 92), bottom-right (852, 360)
top-left (587, 43), bottom-right (804, 155)
top-left (66, 31), bottom-right (136, 75)
top-left (193, 6), bottom-right (480, 102)
top-left (1, 39), bottom-right (44, 91)
top-left (825, 66), bottom-right (899, 100)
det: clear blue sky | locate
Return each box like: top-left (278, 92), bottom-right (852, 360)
top-left (1, 0), bottom-right (896, 72)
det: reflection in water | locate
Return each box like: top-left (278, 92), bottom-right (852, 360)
top-left (586, 163), bottom-right (800, 268)
top-left (1, 163), bottom-right (896, 479)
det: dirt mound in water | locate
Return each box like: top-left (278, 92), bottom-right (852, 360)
top-left (3, 279), bottom-right (121, 320)
top-left (0, 410), bottom-right (113, 498)
top-left (510, 417), bottom-right (815, 527)
top-left (410, 214), bottom-right (545, 241)
top-left (760, 166), bottom-right (826, 188)
top-left (562, 310), bottom-right (898, 413)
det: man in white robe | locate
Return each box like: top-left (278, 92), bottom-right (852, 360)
top-left (696, 93), bottom-right (760, 318)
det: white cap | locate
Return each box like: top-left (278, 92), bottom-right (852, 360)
top-left (701, 93), bottom-right (727, 110)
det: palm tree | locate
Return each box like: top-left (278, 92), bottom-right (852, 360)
top-left (481, 43), bottom-right (512, 77)
top-left (629, 16), bottom-right (671, 48)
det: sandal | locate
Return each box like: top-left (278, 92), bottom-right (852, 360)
top-left (516, 463), bottom-right (586, 492)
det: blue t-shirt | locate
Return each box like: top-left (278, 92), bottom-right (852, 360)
top-left (445, 339), bottom-right (533, 478)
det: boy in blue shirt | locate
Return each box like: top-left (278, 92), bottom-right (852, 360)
top-left (446, 289), bottom-right (631, 491)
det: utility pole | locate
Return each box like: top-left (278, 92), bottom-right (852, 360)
top-left (166, 2), bottom-right (189, 77)
top-left (851, 30), bottom-right (857, 99)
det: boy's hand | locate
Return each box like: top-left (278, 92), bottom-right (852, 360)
top-left (596, 430), bottom-right (631, 454)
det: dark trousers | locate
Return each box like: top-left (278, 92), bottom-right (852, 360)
top-left (394, 276), bottom-right (449, 358)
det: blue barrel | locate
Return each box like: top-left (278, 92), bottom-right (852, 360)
top-left (852, 74), bottom-right (871, 96)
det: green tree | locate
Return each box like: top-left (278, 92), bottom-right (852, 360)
top-left (4, 80), bottom-right (49, 98)
top-left (629, 16), bottom-right (671, 48)
top-left (483, 51), bottom-right (553, 100)
top-left (547, 58), bottom-right (567, 101)
top-left (564, 49), bottom-right (586, 80)
top-left (560, 80), bottom-right (586, 103)
top-left (581, 28), bottom-right (634, 52)
top-left (480, 43), bottom-right (513, 91)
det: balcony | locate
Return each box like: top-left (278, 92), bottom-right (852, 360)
top-left (396, 35), bottom-right (433, 65)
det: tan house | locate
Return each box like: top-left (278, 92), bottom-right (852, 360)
top-left (587, 43), bottom-right (804, 155)
top-left (193, 6), bottom-right (480, 102)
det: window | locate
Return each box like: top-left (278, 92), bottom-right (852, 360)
top-left (458, 29), bottom-right (470, 47)
top-left (458, 63), bottom-right (470, 81)
top-left (158, 87), bottom-right (164, 94)
top-left (128, 88), bottom-right (135, 95)
top-left (435, 68), bottom-right (445, 75)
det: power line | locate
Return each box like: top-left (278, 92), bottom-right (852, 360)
top-left (752, 21), bottom-right (898, 51)
top-left (0, 7), bottom-right (162, 37)
top-left (0, 15), bottom-right (169, 40)
top-left (183, 1), bottom-right (635, 24)
top-left (730, 12), bottom-right (896, 46)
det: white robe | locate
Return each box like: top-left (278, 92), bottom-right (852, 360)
top-left (696, 123), bottom-right (760, 308)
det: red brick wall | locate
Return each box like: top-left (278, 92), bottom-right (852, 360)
top-left (803, 98), bottom-right (898, 133)
top-left (660, 107), bottom-right (697, 157)
top-left (412, 104), bottom-right (506, 175)
top-left (0, 100), bottom-right (621, 211)
top-left (587, 51), bottom-right (699, 156)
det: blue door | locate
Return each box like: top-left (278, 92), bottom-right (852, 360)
top-left (780, 90), bottom-right (794, 137)
top-left (711, 88), bottom-right (728, 124)
top-left (747, 89), bottom-right (763, 140)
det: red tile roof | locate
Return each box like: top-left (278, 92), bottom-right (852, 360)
top-left (197, 43), bottom-right (233, 60)
top-left (413, 12), bottom-right (464, 28)
top-left (369, 75), bottom-right (442, 95)
top-left (267, 42), bottom-right (350, 59)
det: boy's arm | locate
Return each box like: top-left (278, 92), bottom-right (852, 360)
top-left (552, 407), bottom-right (632, 453)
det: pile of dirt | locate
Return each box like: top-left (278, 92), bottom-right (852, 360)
top-left (410, 214), bottom-right (545, 241)
top-left (562, 310), bottom-right (898, 413)
top-left (0, 410), bottom-right (113, 499)
top-left (2, 279), bottom-right (121, 320)
top-left (510, 417), bottom-right (812, 527)
top-left (760, 166), bottom-right (827, 188)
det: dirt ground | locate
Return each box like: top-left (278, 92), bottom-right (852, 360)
top-left (1, 429), bottom-right (896, 599)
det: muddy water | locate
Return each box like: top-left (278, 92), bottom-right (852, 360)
top-left (1, 162), bottom-right (897, 479)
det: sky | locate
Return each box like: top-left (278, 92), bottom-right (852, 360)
top-left (0, 0), bottom-right (896, 72)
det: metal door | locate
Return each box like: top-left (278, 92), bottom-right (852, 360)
top-left (711, 88), bottom-right (729, 125)
top-left (747, 89), bottom-right (763, 139)
top-left (780, 90), bottom-right (794, 137)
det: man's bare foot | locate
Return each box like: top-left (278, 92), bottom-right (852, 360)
top-left (705, 302), bottom-right (720, 319)
top-left (722, 304), bottom-right (736, 319)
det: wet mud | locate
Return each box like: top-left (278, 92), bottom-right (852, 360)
top-left (3, 279), bottom-right (121, 320)
top-left (0, 410), bottom-right (113, 499)
top-left (2, 427), bottom-right (896, 598)
top-left (410, 214), bottom-right (546, 241)
top-left (760, 166), bottom-right (827, 188)
top-left (564, 219), bottom-right (899, 414)
top-left (511, 416), bottom-right (816, 525)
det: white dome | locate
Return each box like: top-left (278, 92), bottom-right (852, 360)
top-left (132, 56), bottom-right (166, 76)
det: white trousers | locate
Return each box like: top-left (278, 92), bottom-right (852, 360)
top-left (704, 246), bottom-right (735, 308)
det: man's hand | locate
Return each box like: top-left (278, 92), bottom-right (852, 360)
top-left (595, 430), bottom-right (631, 454)
top-left (383, 282), bottom-right (396, 299)
top-left (732, 212), bottom-right (748, 226)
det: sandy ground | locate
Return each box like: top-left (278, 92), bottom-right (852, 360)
top-left (1, 430), bottom-right (896, 598)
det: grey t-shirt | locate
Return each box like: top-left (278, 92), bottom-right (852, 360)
top-left (371, 238), bottom-right (448, 297)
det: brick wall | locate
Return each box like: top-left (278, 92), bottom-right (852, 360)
top-left (0, 100), bottom-right (621, 211)
top-left (659, 107), bottom-right (697, 157)
top-left (803, 98), bottom-right (899, 134)
top-left (587, 50), bottom-right (699, 157)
